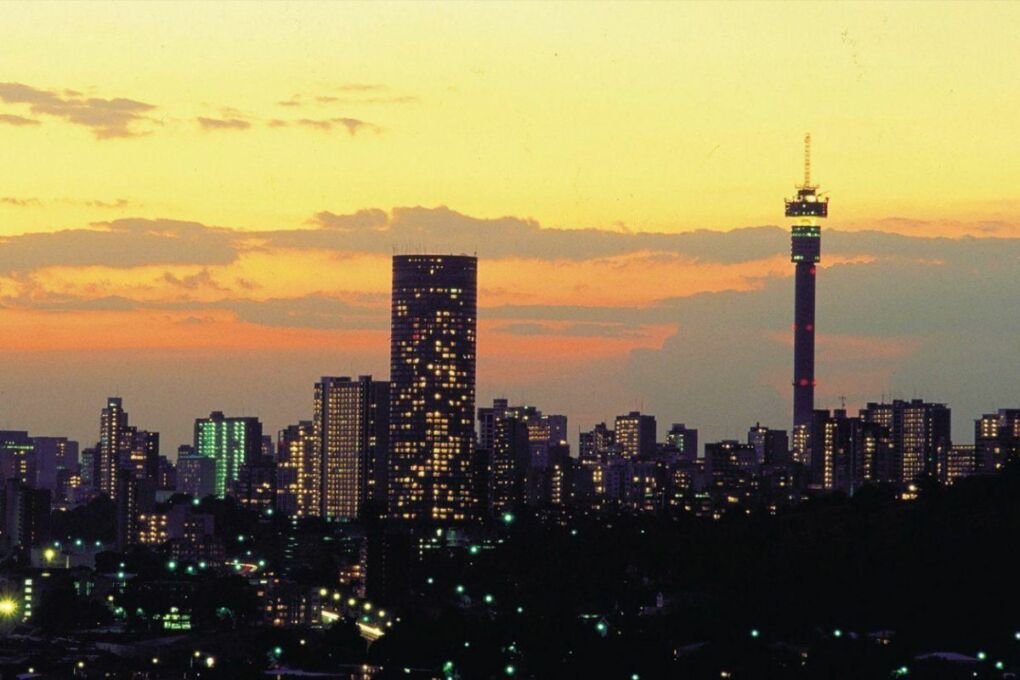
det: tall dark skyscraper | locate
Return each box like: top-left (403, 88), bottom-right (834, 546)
top-left (388, 255), bottom-right (477, 523)
top-left (99, 397), bottom-right (129, 499)
top-left (785, 134), bottom-right (828, 435)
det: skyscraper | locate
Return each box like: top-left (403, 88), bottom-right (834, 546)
top-left (477, 398), bottom-right (509, 454)
top-left (667, 423), bottom-right (700, 461)
top-left (99, 397), bottom-right (129, 498)
top-left (615, 411), bottom-right (657, 459)
top-left (490, 415), bottom-right (531, 515)
top-left (193, 412), bottom-right (262, 498)
top-left (785, 134), bottom-right (828, 437)
top-left (315, 375), bottom-right (390, 519)
top-left (175, 453), bottom-right (218, 499)
top-left (122, 429), bottom-right (159, 484)
top-left (860, 399), bottom-right (951, 484)
top-left (975, 409), bottom-right (1020, 473)
top-left (0, 431), bottom-right (35, 487)
top-left (277, 421), bottom-right (320, 517)
top-left (1, 479), bottom-right (50, 550)
top-left (388, 254), bottom-right (477, 523)
top-left (579, 422), bottom-right (616, 463)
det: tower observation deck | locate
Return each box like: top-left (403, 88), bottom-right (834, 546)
top-left (786, 134), bottom-right (828, 431)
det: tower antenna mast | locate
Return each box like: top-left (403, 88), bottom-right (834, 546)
top-left (802, 133), bottom-right (812, 189)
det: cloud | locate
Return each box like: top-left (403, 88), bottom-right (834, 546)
top-left (841, 216), bottom-right (1020, 238)
top-left (279, 85), bottom-right (418, 108)
top-left (84, 198), bottom-right (131, 209)
top-left (197, 116), bottom-right (251, 131)
top-left (278, 205), bottom-right (801, 262)
top-left (295, 117), bottom-right (377, 135)
top-left (0, 82), bottom-right (155, 139)
top-left (313, 209), bottom-right (388, 231)
top-left (336, 84), bottom-right (385, 92)
top-left (1, 197), bottom-right (131, 210)
top-left (162, 268), bottom-right (227, 291)
top-left (1, 197), bottom-right (42, 207)
top-left (0, 218), bottom-right (238, 272)
top-left (496, 321), bottom-right (646, 339)
top-left (0, 113), bottom-right (40, 126)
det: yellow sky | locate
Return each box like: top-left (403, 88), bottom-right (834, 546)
top-left (2, 1), bottom-right (1019, 236)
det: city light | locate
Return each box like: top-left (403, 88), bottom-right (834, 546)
top-left (504, 664), bottom-right (516, 676)
top-left (0, 599), bottom-right (17, 617)
top-left (43, 548), bottom-right (56, 562)
top-left (750, 628), bottom-right (759, 638)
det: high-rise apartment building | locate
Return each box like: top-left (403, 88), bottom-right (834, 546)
top-left (0, 431), bottom-right (35, 487)
top-left (477, 398), bottom-right (509, 454)
top-left (615, 412), bottom-right (657, 459)
top-left (975, 409), bottom-right (1020, 473)
top-left (277, 422), bottom-right (320, 517)
top-left (579, 422), bottom-right (616, 463)
top-left (668, 423), bottom-right (700, 461)
top-left (860, 399), bottom-right (951, 484)
top-left (388, 255), bottom-right (477, 523)
top-left (193, 412), bottom-right (262, 498)
top-left (315, 376), bottom-right (389, 519)
top-left (99, 397), bottom-right (129, 498)
top-left (176, 453), bottom-right (218, 499)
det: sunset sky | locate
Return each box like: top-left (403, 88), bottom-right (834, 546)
top-left (1, 2), bottom-right (1018, 450)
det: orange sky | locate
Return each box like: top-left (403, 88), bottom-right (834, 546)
top-left (1, 2), bottom-right (1018, 447)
